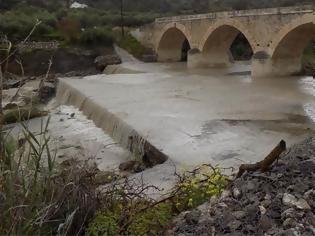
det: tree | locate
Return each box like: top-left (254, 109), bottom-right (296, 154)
top-left (0, 0), bottom-right (19, 10)
top-left (120, 0), bottom-right (125, 37)
top-left (57, 17), bottom-right (81, 43)
top-left (65, 0), bottom-right (72, 9)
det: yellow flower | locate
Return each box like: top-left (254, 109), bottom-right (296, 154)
top-left (188, 198), bottom-right (193, 207)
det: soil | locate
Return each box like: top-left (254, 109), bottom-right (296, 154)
top-left (5, 46), bottom-right (115, 76)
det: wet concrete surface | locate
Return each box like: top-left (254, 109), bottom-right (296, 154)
top-left (57, 61), bottom-right (315, 194)
top-left (7, 104), bottom-right (130, 171)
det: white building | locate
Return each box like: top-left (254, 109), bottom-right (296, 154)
top-left (70, 2), bottom-right (88, 9)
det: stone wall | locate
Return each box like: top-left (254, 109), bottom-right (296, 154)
top-left (138, 5), bottom-right (315, 77)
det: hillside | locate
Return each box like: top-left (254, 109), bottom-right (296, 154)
top-left (0, 0), bottom-right (313, 42)
top-left (1, 0), bottom-right (314, 13)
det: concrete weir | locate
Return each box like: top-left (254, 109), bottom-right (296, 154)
top-left (55, 60), bottom-right (315, 195)
top-left (56, 61), bottom-right (315, 172)
top-left (57, 78), bottom-right (168, 168)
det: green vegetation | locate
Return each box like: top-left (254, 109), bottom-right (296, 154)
top-left (88, 202), bottom-right (173, 236)
top-left (0, 0), bottom-right (312, 44)
top-left (0, 3), bottom-right (158, 46)
top-left (79, 27), bottom-right (114, 46)
top-left (115, 32), bottom-right (146, 59)
top-left (0, 104), bottom-right (227, 235)
top-left (0, 118), bottom-right (99, 235)
top-left (87, 165), bottom-right (227, 235)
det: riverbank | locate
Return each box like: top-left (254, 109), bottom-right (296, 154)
top-left (168, 135), bottom-right (315, 235)
top-left (1, 46), bottom-right (315, 235)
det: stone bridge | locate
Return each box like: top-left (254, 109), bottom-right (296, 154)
top-left (136, 5), bottom-right (315, 77)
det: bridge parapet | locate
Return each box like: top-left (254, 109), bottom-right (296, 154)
top-left (156, 5), bottom-right (314, 23)
top-left (137, 5), bottom-right (315, 77)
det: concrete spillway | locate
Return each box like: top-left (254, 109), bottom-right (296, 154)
top-left (57, 77), bottom-right (168, 168)
top-left (56, 62), bottom-right (315, 191)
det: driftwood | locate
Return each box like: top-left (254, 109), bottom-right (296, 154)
top-left (237, 140), bottom-right (286, 178)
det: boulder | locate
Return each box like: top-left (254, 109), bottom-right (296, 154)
top-left (94, 55), bottom-right (121, 71)
top-left (119, 160), bottom-right (146, 173)
top-left (39, 82), bottom-right (56, 102)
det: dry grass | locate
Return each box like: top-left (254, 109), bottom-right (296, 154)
top-left (0, 117), bottom-right (100, 235)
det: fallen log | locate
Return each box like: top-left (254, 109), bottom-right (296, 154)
top-left (236, 140), bottom-right (286, 178)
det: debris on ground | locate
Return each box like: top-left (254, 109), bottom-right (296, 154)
top-left (168, 137), bottom-right (315, 236)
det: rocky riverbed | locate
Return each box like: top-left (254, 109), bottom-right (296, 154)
top-left (168, 136), bottom-right (315, 236)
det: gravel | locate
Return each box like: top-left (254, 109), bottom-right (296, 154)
top-left (167, 136), bottom-right (315, 236)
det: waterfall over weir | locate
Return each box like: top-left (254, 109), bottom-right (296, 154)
top-left (56, 78), bottom-right (168, 167)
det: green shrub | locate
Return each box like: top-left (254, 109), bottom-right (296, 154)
top-left (128, 202), bottom-right (173, 235)
top-left (0, 6), bottom-right (57, 41)
top-left (115, 33), bottom-right (146, 58)
top-left (88, 210), bottom-right (119, 236)
top-left (173, 165), bottom-right (227, 211)
top-left (87, 164), bottom-right (228, 235)
top-left (0, 118), bottom-right (99, 235)
top-left (88, 201), bottom-right (173, 236)
top-left (79, 27), bottom-right (114, 46)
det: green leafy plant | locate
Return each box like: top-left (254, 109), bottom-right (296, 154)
top-left (87, 164), bottom-right (228, 235)
top-left (173, 164), bottom-right (228, 211)
top-left (115, 32), bottom-right (146, 59)
top-left (0, 117), bottom-right (99, 235)
top-left (79, 27), bottom-right (114, 46)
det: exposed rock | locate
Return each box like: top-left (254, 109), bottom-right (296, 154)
top-left (282, 218), bottom-right (297, 229)
top-left (119, 160), bottom-right (138, 172)
top-left (185, 210), bottom-right (201, 225)
top-left (94, 55), bottom-right (121, 71)
top-left (283, 193), bottom-right (298, 207)
top-left (168, 137), bottom-right (315, 235)
top-left (3, 79), bottom-right (22, 89)
top-left (283, 194), bottom-right (311, 210)
top-left (119, 160), bottom-right (146, 173)
top-left (281, 208), bottom-right (296, 219)
top-left (39, 82), bottom-right (56, 102)
top-left (259, 205), bottom-right (267, 215)
top-left (4, 102), bottom-right (20, 110)
top-left (295, 199), bottom-right (311, 210)
top-left (232, 187), bottom-right (242, 199)
top-left (209, 195), bottom-right (219, 206)
top-left (220, 190), bottom-right (231, 200)
top-left (259, 215), bottom-right (273, 232)
top-left (227, 220), bottom-right (242, 231)
top-left (232, 211), bottom-right (246, 220)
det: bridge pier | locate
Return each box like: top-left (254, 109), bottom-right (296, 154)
top-left (157, 48), bottom-right (183, 62)
top-left (252, 52), bottom-right (302, 77)
top-left (187, 49), bottom-right (205, 68)
top-left (187, 48), bottom-right (232, 69)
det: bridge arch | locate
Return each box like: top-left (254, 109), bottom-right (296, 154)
top-left (198, 19), bottom-right (256, 67)
top-left (156, 23), bottom-right (192, 62)
top-left (268, 15), bottom-right (315, 75)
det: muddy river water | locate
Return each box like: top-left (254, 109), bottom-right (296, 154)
top-left (54, 60), bottom-right (315, 191)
